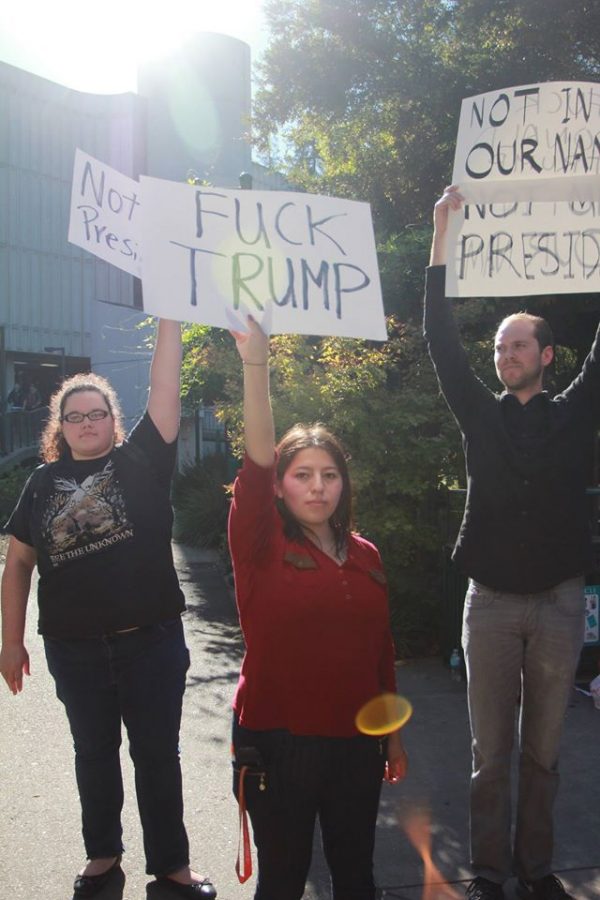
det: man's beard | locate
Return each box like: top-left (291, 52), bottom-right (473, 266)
top-left (499, 361), bottom-right (543, 392)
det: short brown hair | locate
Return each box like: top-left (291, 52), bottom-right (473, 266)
top-left (497, 313), bottom-right (555, 351)
top-left (40, 373), bottom-right (125, 463)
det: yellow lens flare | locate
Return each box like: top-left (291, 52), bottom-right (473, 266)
top-left (355, 693), bottom-right (413, 736)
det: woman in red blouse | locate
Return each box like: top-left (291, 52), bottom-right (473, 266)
top-left (228, 317), bottom-right (407, 900)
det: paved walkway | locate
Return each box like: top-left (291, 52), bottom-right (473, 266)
top-left (0, 543), bottom-right (599, 899)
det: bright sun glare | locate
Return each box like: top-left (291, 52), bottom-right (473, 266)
top-left (0, 0), bottom-right (265, 93)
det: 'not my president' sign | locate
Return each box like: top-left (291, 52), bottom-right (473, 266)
top-left (447, 80), bottom-right (600, 297)
top-left (68, 149), bottom-right (142, 277)
top-left (68, 151), bottom-right (387, 341)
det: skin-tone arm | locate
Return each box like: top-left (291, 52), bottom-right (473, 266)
top-left (147, 318), bottom-right (182, 444)
top-left (429, 185), bottom-right (464, 266)
top-left (385, 729), bottom-right (408, 784)
top-left (0, 536), bottom-right (37, 694)
top-left (230, 316), bottom-right (275, 468)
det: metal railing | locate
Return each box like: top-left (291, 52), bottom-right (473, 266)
top-left (0, 407), bottom-right (47, 467)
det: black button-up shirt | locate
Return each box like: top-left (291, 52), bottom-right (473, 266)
top-left (424, 265), bottom-right (600, 594)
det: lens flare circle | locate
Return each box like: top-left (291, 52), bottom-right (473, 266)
top-left (355, 693), bottom-right (413, 736)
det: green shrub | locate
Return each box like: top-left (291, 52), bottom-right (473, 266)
top-left (0, 464), bottom-right (35, 524)
top-left (172, 454), bottom-right (230, 549)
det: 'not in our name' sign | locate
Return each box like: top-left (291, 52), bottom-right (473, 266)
top-left (447, 80), bottom-right (600, 297)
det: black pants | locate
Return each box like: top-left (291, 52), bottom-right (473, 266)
top-left (232, 715), bottom-right (386, 900)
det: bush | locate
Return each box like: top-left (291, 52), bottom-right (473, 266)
top-left (171, 454), bottom-right (230, 550)
top-left (0, 464), bottom-right (35, 525)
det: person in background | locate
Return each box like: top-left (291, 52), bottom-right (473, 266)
top-left (7, 374), bottom-right (25, 410)
top-left (424, 186), bottom-right (595, 900)
top-left (0, 321), bottom-right (217, 899)
top-left (227, 315), bottom-right (407, 900)
top-left (22, 381), bottom-right (42, 411)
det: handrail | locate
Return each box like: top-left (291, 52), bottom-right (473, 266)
top-left (0, 407), bottom-right (47, 459)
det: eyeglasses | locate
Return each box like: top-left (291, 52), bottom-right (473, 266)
top-left (61, 409), bottom-right (111, 424)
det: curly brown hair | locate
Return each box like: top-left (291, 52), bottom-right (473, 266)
top-left (275, 423), bottom-right (353, 555)
top-left (40, 373), bottom-right (125, 463)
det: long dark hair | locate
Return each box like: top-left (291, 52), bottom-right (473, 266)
top-left (275, 423), bottom-right (353, 554)
top-left (40, 373), bottom-right (125, 463)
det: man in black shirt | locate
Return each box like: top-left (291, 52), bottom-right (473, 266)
top-left (424, 187), bottom-right (597, 900)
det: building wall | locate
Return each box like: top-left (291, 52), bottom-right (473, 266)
top-left (0, 59), bottom-right (146, 420)
top-left (0, 35), bottom-right (288, 443)
top-left (138, 32), bottom-right (252, 188)
top-left (0, 61), bottom-right (142, 360)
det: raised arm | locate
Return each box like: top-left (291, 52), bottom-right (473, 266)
top-left (430, 185), bottom-right (464, 266)
top-left (147, 318), bottom-right (182, 444)
top-left (425, 187), bottom-right (493, 428)
top-left (230, 316), bottom-right (274, 468)
top-left (0, 536), bottom-right (36, 694)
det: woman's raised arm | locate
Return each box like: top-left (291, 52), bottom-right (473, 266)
top-left (230, 316), bottom-right (274, 468)
top-left (147, 319), bottom-right (182, 443)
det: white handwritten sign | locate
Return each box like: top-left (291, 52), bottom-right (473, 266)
top-left (139, 175), bottom-right (386, 340)
top-left (452, 81), bottom-right (600, 204)
top-left (445, 199), bottom-right (600, 296)
top-left (68, 149), bottom-right (141, 277)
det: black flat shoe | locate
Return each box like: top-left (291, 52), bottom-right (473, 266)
top-left (155, 876), bottom-right (217, 899)
top-left (73, 856), bottom-right (122, 898)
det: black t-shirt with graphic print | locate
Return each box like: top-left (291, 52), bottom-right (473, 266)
top-left (6, 412), bottom-right (185, 638)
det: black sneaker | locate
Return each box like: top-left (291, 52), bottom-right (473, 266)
top-left (465, 877), bottom-right (505, 900)
top-left (516, 875), bottom-right (575, 900)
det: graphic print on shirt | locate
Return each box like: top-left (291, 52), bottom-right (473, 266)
top-left (41, 461), bottom-right (134, 567)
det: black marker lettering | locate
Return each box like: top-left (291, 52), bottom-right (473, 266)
top-left (332, 263), bottom-right (370, 319)
top-left (489, 93), bottom-right (510, 127)
top-left (234, 199), bottom-right (271, 248)
top-left (459, 235), bottom-right (485, 279)
top-left (489, 232), bottom-right (521, 278)
top-left (195, 191), bottom-right (228, 238)
top-left (232, 253), bottom-right (265, 311)
top-left (274, 202), bottom-right (302, 245)
top-left (301, 259), bottom-right (330, 311)
top-left (81, 161), bottom-right (105, 205)
top-left (170, 241), bottom-right (226, 307)
top-left (268, 257), bottom-right (297, 307)
top-left (514, 87), bottom-right (540, 124)
top-left (306, 206), bottom-right (347, 255)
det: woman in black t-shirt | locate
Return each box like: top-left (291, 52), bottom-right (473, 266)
top-left (0, 321), bottom-right (217, 900)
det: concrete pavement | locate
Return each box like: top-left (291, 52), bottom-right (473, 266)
top-left (1, 542), bottom-right (599, 900)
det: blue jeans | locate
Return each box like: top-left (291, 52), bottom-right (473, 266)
top-left (44, 617), bottom-right (191, 876)
top-left (232, 715), bottom-right (386, 900)
top-left (462, 577), bottom-right (585, 884)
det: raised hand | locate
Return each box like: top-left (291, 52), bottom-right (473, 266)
top-left (230, 315), bottom-right (269, 367)
top-left (430, 185), bottom-right (464, 266)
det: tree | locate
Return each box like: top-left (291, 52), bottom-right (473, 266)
top-left (177, 1), bottom-right (600, 655)
top-left (256, 0), bottom-right (600, 233)
top-left (181, 310), bottom-right (465, 656)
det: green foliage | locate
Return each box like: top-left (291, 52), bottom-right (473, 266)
top-left (181, 318), bottom-right (464, 656)
top-left (175, 1), bottom-right (600, 653)
top-left (0, 464), bottom-right (34, 523)
top-left (171, 454), bottom-right (230, 550)
top-left (180, 325), bottom-right (238, 408)
top-left (256, 0), bottom-right (600, 230)
top-left (378, 226), bottom-right (432, 321)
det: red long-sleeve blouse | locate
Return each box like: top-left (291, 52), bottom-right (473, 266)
top-left (228, 454), bottom-right (397, 737)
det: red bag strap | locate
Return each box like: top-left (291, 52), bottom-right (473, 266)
top-left (235, 765), bottom-right (253, 884)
